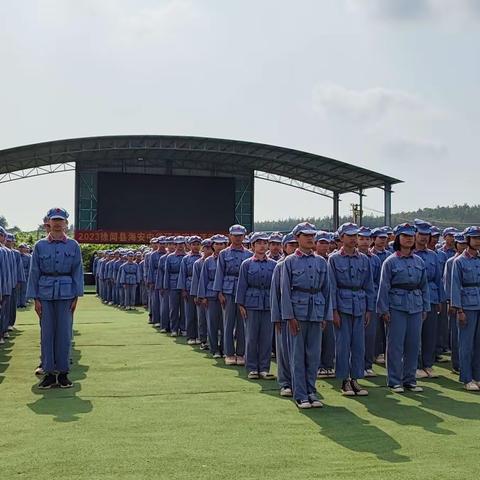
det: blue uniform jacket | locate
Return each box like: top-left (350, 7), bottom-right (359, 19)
top-left (270, 258), bottom-right (286, 323)
top-left (328, 249), bottom-right (375, 316)
top-left (280, 251), bottom-right (332, 322)
top-left (27, 237), bottom-right (84, 300)
top-left (197, 255), bottom-right (219, 299)
top-left (189, 257), bottom-right (205, 297)
top-left (147, 250), bottom-right (162, 286)
top-left (443, 255), bottom-right (457, 302)
top-left (451, 251), bottom-right (480, 310)
top-left (155, 252), bottom-right (169, 290)
top-left (414, 248), bottom-right (445, 304)
top-left (235, 256), bottom-right (276, 311)
top-left (376, 252), bottom-right (430, 315)
top-left (163, 252), bottom-right (186, 290)
top-left (20, 253), bottom-right (31, 280)
top-left (213, 246), bottom-right (253, 295)
top-left (177, 253), bottom-right (201, 292)
top-left (370, 248), bottom-right (391, 265)
top-left (0, 246), bottom-right (12, 294)
top-left (119, 262), bottom-right (141, 285)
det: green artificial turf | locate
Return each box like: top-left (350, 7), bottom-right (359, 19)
top-left (1, 296), bottom-right (479, 479)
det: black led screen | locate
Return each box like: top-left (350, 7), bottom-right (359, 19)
top-left (97, 172), bottom-right (235, 231)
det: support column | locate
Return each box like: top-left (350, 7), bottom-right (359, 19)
top-left (333, 192), bottom-right (340, 230)
top-left (358, 189), bottom-right (363, 225)
top-left (384, 183), bottom-right (392, 227)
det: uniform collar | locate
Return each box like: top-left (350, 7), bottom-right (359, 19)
top-left (229, 245), bottom-right (246, 252)
top-left (252, 254), bottom-right (267, 262)
top-left (464, 249), bottom-right (479, 259)
top-left (47, 233), bottom-right (68, 243)
top-left (295, 248), bottom-right (314, 257)
top-left (339, 247), bottom-right (359, 257)
top-left (395, 251), bottom-right (414, 258)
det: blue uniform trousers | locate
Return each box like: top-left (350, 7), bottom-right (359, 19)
top-left (17, 283), bottom-right (28, 307)
top-left (1, 295), bottom-right (11, 334)
top-left (319, 321), bottom-right (335, 370)
top-left (386, 310), bottom-right (422, 386)
top-left (375, 319), bottom-right (386, 357)
top-left (151, 289), bottom-right (161, 324)
top-left (40, 299), bottom-right (73, 373)
top-left (160, 290), bottom-right (170, 331)
top-left (206, 298), bottom-right (223, 355)
top-left (436, 303), bottom-right (449, 354)
top-left (105, 281), bottom-right (113, 303)
top-left (95, 277), bottom-right (99, 294)
top-left (449, 312), bottom-right (459, 371)
top-left (335, 314), bottom-right (365, 380)
top-left (419, 305), bottom-right (438, 369)
top-left (197, 304), bottom-right (208, 343)
top-left (222, 294), bottom-right (245, 356)
top-left (118, 286), bottom-right (125, 307)
top-left (288, 321), bottom-right (322, 402)
top-left (364, 312), bottom-right (378, 370)
top-left (184, 294), bottom-right (198, 340)
top-left (169, 289), bottom-right (184, 333)
top-left (275, 323), bottom-right (292, 389)
top-left (458, 310), bottom-right (480, 384)
top-left (9, 289), bottom-right (17, 327)
top-left (244, 310), bottom-right (273, 373)
top-left (124, 285), bottom-right (136, 307)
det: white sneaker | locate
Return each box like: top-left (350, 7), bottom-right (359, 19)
top-left (280, 387), bottom-right (293, 397)
top-left (225, 356), bottom-right (236, 365)
top-left (296, 400), bottom-right (312, 409)
top-left (159, 329), bottom-right (167, 333)
top-left (170, 332), bottom-right (177, 338)
top-left (187, 339), bottom-right (196, 345)
top-left (364, 369), bottom-right (377, 378)
top-left (375, 354), bottom-right (385, 364)
top-left (464, 381), bottom-right (480, 391)
top-left (390, 385), bottom-right (405, 393)
top-left (416, 369), bottom-right (429, 379)
top-left (236, 356), bottom-right (245, 366)
top-left (4, 332), bottom-right (9, 338)
top-left (213, 353), bottom-right (222, 359)
top-left (424, 368), bottom-right (439, 379)
top-left (0, 338), bottom-right (5, 345)
top-left (153, 323), bottom-right (161, 327)
top-left (7, 326), bottom-right (14, 331)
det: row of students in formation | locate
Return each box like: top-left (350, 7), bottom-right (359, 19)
top-left (0, 230), bottom-right (33, 345)
top-left (93, 220), bottom-right (480, 408)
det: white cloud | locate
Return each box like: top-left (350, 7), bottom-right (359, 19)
top-left (382, 138), bottom-right (448, 161)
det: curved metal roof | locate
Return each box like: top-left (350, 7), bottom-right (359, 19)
top-left (0, 135), bottom-right (401, 193)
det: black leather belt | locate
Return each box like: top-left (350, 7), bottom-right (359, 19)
top-left (391, 284), bottom-right (420, 291)
top-left (337, 285), bottom-right (364, 291)
top-left (292, 286), bottom-right (321, 294)
top-left (41, 272), bottom-right (71, 277)
top-left (463, 283), bottom-right (480, 288)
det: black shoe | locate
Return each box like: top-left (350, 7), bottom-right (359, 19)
top-left (38, 374), bottom-right (57, 389)
top-left (200, 343), bottom-right (209, 351)
top-left (341, 379), bottom-right (355, 396)
top-left (350, 379), bottom-right (369, 396)
top-left (57, 373), bottom-right (73, 389)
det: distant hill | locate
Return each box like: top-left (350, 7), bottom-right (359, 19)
top-left (254, 204), bottom-right (480, 232)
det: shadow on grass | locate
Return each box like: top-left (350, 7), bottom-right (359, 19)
top-left (27, 330), bottom-right (93, 422)
top-left (0, 329), bottom-right (20, 384)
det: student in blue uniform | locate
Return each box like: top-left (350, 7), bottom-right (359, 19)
top-left (438, 227), bottom-right (458, 259)
top-left (328, 223), bottom-right (375, 397)
top-left (178, 235), bottom-right (202, 344)
top-left (236, 232), bottom-right (277, 380)
top-left (190, 238), bottom-right (214, 350)
top-left (377, 223), bottom-right (430, 393)
top-left (27, 207), bottom-right (84, 389)
top-left (450, 226), bottom-right (480, 391)
top-left (119, 251), bottom-right (142, 310)
top-left (143, 239), bottom-right (157, 322)
top-left (270, 232), bottom-right (298, 396)
top-left (135, 251), bottom-right (145, 306)
top-left (356, 227), bottom-right (382, 378)
top-left (0, 227), bottom-right (12, 345)
top-left (198, 235), bottom-right (228, 358)
top-left (213, 224), bottom-right (253, 366)
top-left (413, 219), bottom-right (445, 379)
top-left (267, 233), bottom-right (284, 262)
top-left (443, 233), bottom-right (468, 375)
top-left (17, 243), bottom-right (32, 308)
top-left (5, 233), bottom-right (26, 329)
top-left (146, 238), bottom-right (162, 326)
top-left (315, 231), bottom-right (336, 379)
top-left (370, 227), bottom-right (391, 365)
top-left (281, 222), bottom-right (332, 409)
top-left (157, 237), bottom-right (172, 332)
top-left (164, 236), bottom-right (187, 336)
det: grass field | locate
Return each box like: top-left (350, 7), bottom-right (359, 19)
top-left (1, 295), bottom-right (478, 479)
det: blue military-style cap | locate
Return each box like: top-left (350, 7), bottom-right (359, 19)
top-left (242, 234), bottom-right (251, 244)
top-left (105, 250), bottom-right (113, 254)
top-left (6, 233), bottom-right (15, 241)
top-left (292, 222), bottom-right (317, 236)
top-left (315, 230), bottom-right (331, 242)
top-left (229, 224), bottom-right (247, 235)
top-left (281, 232), bottom-right (297, 245)
top-left (394, 223), bottom-right (416, 237)
top-left (150, 238), bottom-right (159, 244)
top-left (126, 250), bottom-right (135, 256)
top-left (249, 232), bottom-right (270, 244)
top-left (358, 226), bottom-right (372, 237)
top-left (211, 234), bottom-right (229, 243)
top-left (201, 238), bottom-right (213, 247)
top-left (430, 226), bottom-right (441, 237)
top-left (337, 222), bottom-right (360, 236)
top-left (268, 232), bottom-right (283, 243)
top-left (0, 226), bottom-right (7, 236)
top-left (157, 236), bottom-right (166, 244)
top-left (371, 227), bottom-right (388, 238)
top-left (443, 227), bottom-right (458, 236)
top-left (173, 236), bottom-right (186, 244)
top-left (165, 236), bottom-right (175, 242)
top-left (47, 207), bottom-right (69, 220)
top-left (188, 235), bottom-right (202, 244)
top-left (463, 226), bottom-right (480, 237)
top-left (18, 242), bottom-right (28, 248)
top-left (454, 233), bottom-right (467, 244)
top-left (382, 226), bottom-right (394, 235)
top-left (135, 251), bottom-right (142, 256)
top-left (414, 219), bottom-right (432, 235)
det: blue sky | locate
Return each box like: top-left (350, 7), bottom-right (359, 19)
top-left (0, 0), bottom-right (479, 229)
